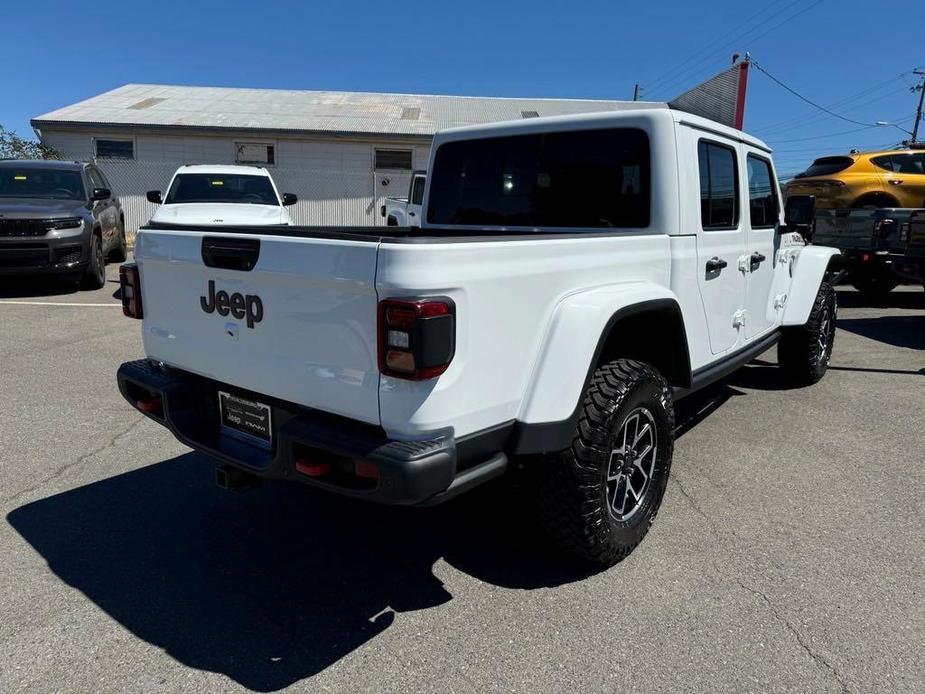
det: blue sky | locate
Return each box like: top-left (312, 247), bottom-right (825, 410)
top-left (2, 0), bottom-right (921, 177)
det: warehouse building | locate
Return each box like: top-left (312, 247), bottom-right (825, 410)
top-left (31, 84), bottom-right (645, 231)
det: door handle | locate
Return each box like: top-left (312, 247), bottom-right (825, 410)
top-left (705, 257), bottom-right (728, 272)
top-left (888, 179), bottom-right (904, 185)
top-left (409, 211), bottom-right (416, 217)
top-left (750, 252), bottom-right (766, 268)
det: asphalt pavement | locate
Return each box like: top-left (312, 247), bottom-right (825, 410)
top-left (0, 261), bottom-right (922, 693)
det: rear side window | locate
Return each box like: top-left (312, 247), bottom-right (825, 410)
top-left (698, 141), bottom-right (739, 230)
top-left (873, 153), bottom-right (925, 175)
top-left (165, 174), bottom-right (279, 205)
top-left (746, 155), bottom-right (778, 228)
top-left (427, 128), bottom-right (650, 229)
top-left (795, 156), bottom-right (853, 178)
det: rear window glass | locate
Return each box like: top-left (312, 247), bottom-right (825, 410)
top-left (0, 168), bottom-right (85, 200)
top-left (795, 156), bottom-right (854, 178)
top-left (165, 174), bottom-right (278, 205)
top-left (426, 128), bottom-right (650, 229)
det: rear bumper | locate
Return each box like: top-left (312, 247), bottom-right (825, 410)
top-left (117, 359), bottom-right (506, 505)
top-left (840, 250), bottom-right (923, 283)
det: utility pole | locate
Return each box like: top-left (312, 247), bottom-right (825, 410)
top-left (912, 69), bottom-right (925, 144)
top-left (633, 83), bottom-right (641, 102)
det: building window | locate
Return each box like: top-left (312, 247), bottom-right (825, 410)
top-left (235, 142), bottom-right (275, 165)
top-left (95, 139), bottom-right (134, 160)
top-left (698, 140), bottom-right (739, 230)
top-left (375, 149), bottom-right (413, 171)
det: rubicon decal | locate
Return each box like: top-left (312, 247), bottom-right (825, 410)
top-left (200, 280), bottom-right (264, 328)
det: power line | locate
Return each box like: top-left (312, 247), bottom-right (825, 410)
top-left (646, 0), bottom-right (824, 100)
top-left (766, 125), bottom-right (882, 143)
top-left (751, 61), bottom-right (881, 127)
top-left (642, 0), bottom-right (799, 96)
top-left (753, 77), bottom-right (912, 134)
top-left (762, 113), bottom-right (915, 146)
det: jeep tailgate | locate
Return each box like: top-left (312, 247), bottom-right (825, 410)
top-left (134, 227), bottom-right (382, 424)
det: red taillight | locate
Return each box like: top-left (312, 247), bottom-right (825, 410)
top-left (353, 460), bottom-right (380, 479)
top-left (873, 219), bottom-right (897, 240)
top-left (378, 298), bottom-right (455, 380)
top-left (119, 263), bottom-right (143, 319)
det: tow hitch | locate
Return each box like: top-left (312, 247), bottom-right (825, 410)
top-left (215, 465), bottom-right (262, 493)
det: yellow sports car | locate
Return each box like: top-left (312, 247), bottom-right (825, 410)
top-left (785, 147), bottom-right (925, 209)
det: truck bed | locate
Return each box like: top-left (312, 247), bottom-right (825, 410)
top-left (813, 208), bottom-right (916, 255)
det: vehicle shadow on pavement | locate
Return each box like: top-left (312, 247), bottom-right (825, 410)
top-left (835, 288), bottom-right (925, 310)
top-left (6, 454), bottom-right (593, 691)
top-left (837, 315), bottom-right (925, 350)
top-left (6, 384), bottom-right (740, 691)
top-left (0, 276), bottom-right (81, 298)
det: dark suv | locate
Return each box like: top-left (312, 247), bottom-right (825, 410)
top-left (0, 160), bottom-right (126, 289)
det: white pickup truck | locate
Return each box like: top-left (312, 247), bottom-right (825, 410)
top-left (118, 107), bottom-right (837, 565)
top-left (381, 171), bottom-right (425, 226)
top-left (146, 165), bottom-right (298, 226)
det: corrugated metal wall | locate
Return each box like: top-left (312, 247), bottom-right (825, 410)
top-left (41, 130), bottom-right (431, 232)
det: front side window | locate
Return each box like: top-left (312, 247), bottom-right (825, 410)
top-left (165, 174), bottom-right (279, 205)
top-left (746, 154), bottom-right (778, 228)
top-left (0, 168), bottom-right (85, 200)
top-left (427, 128), bottom-right (650, 228)
top-left (698, 140), bottom-right (739, 230)
top-left (87, 168), bottom-right (106, 190)
top-left (95, 139), bottom-right (134, 159)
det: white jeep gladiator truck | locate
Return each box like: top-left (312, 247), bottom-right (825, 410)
top-left (146, 165), bottom-right (298, 226)
top-left (118, 108), bottom-right (837, 565)
top-left (381, 171), bottom-right (426, 226)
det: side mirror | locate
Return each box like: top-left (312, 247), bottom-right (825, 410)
top-left (90, 187), bottom-right (111, 201)
top-left (281, 192), bottom-right (297, 206)
top-left (146, 190), bottom-right (162, 204)
top-left (784, 194), bottom-right (815, 227)
top-left (784, 195), bottom-right (815, 241)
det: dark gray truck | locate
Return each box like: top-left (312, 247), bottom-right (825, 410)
top-left (813, 207), bottom-right (925, 299)
top-left (0, 160), bottom-right (127, 289)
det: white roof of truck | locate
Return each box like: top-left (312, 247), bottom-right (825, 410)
top-left (172, 164), bottom-right (273, 176)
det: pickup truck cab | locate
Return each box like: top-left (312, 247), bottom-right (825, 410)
top-left (381, 171), bottom-right (425, 226)
top-left (118, 107), bottom-right (838, 566)
top-left (146, 165), bottom-right (297, 226)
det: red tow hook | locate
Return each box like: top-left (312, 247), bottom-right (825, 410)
top-left (136, 395), bottom-right (163, 415)
top-left (295, 459), bottom-right (332, 477)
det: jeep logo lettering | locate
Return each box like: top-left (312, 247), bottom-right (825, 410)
top-left (200, 280), bottom-right (263, 329)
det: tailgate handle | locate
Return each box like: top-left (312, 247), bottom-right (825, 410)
top-left (201, 237), bottom-right (260, 272)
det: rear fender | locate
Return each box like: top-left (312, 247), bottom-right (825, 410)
top-left (782, 245), bottom-right (840, 326)
top-left (511, 283), bottom-right (688, 454)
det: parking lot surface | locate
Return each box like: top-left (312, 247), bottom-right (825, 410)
top-left (0, 262), bottom-right (922, 693)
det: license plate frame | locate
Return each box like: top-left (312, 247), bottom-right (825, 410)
top-left (218, 390), bottom-right (273, 449)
